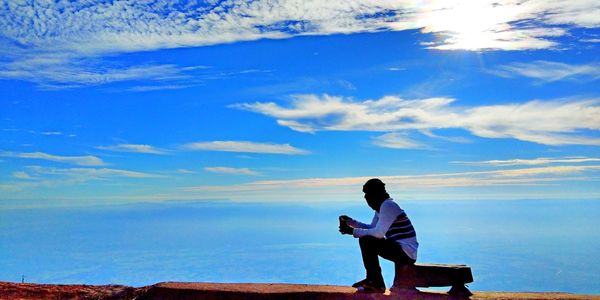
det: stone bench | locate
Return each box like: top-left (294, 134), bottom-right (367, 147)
top-left (393, 263), bottom-right (473, 296)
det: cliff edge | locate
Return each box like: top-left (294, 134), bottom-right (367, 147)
top-left (1, 281), bottom-right (598, 300)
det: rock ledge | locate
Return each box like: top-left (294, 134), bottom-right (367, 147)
top-left (1, 281), bottom-right (598, 300)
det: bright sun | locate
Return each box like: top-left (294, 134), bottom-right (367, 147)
top-left (418, 1), bottom-right (524, 50)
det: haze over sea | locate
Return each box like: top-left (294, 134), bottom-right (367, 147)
top-left (2, 199), bottom-right (599, 294)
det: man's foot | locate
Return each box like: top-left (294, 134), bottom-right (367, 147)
top-left (355, 279), bottom-right (386, 293)
top-left (351, 278), bottom-right (369, 288)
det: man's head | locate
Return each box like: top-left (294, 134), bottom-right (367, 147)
top-left (363, 178), bottom-right (390, 212)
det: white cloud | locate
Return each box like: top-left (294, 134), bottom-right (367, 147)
top-left (490, 61), bottom-right (600, 82)
top-left (126, 84), bottom-right (199, 92)
top-left (420, 129), bottom-right (471, 144)
top-left (1, 0), bottom-right (599, 87)
top-left (276, 120), bottom-right (318, 133)
top-left (462, 99), bottom-right (600, 145)
top-left (24, 165), bottom-right (160, 179)
top-left (12, 171), bottom-right (35, 180)
top-left (183, 140), bottom-right (310, 155)
top-left (0, 166), bottom-right (162, 191)
top-left (372, 132), bottom-right (426, 149)
top-left (204, 167), bottom-right (260, 176)
top-left (453, 156), bottom-right (600, 166)
top-left (490, 165), bottom-right (600, 178)
top-left (0, 59), bottom-right (207, 89)
top-left (413, 1), bottom-right (566, 51)
top-left (0, 151), bottom-right (105, 166)
top-left (234, 94), bottom-right (600, 146)
top-left (97, 144), bottom-right (167, 155)
top-left (538, 0), bottom-right (600, 28)
top-left (183, 165), bottom-right (600, 200)
top-left (40, 131), bottom-right (63, 136)
top-left (581, 38), bottom-right (600, 43)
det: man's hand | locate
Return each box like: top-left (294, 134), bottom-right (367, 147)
top-left (339, 222), bottom-right (354, 235)
top-left (339, 215), bottom-right (354, 235)
top-left (339, 215), bottom-right (352, 222)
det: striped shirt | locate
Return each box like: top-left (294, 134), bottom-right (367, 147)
top-left (386, 211), bottom-right (417, 241)
top-left (350, 199), bottom-right (419, 260)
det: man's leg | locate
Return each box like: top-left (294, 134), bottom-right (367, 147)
top-left (358, 236), bottom-right (386, 286)
top-left (378, 239), bottom-right (415, 264)
top-left (378, 240), bottom-right (417, 290)
top-left (392, 263), bottom-right (417, 289)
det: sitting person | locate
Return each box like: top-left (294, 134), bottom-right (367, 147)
top-left (339, 178), bottom-right (418, 293)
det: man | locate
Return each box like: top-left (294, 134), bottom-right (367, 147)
top-left (339, 178), bottom-right (418, 293)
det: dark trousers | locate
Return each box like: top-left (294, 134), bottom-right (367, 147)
top-left (359, 236), bottom-right (416, 286)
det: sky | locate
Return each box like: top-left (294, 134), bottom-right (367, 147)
top-left (1, 0), bottom-right (600, 207)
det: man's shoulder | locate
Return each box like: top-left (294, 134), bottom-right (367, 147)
top-left (381, 198), bottom-right (402, 211)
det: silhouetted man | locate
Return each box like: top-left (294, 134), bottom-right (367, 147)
top-left (339, 178), bottom-right (418, 293)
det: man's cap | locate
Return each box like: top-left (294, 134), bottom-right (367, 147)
top-left (363, 178), bottom-right (386, 193)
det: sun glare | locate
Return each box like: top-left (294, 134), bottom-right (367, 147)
top-left (419, 1), bottom-right (523, 50)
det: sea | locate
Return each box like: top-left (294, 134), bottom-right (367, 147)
top-left (1, 199), bottom-right (599, 294)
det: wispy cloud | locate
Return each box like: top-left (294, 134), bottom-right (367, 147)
top-left (420, 129), bottom-right (471, 144)
top-left (491, 165), bottom-right (600, 178)
top-left (97, 144), bottom-right (167, 155)
top-left (1, 1), bottom-right (599, 87)
top-left (204, 167), bottom-right (260, 176)
top-left (386, 67), bottom-right (405, 71)
top-left (0, 166), bottom-right (162, 191)
top-left (0, 151), bottom-right (105, 166)
top-left (183, 165), bottom-right (600, 200)
top-left (183, 141), bottom-right (310, 155)
top-left (40, 131), bottom-right (63, 136)
top-left (5, 129), bottom-right (75, 137)
top-left (418, 9), bottom-right (568, 50)
top-left (126, 84), bottom-right (199, 92)
top-left (490, 61), bottom-right (600, 82)
top-left (452, 157), bottom-right (600, 166)
top-left (12, 171), bottom-right (35, 180)
top-left (234, 94), bottom-right (600, 146)
top-left (0, 58), bottom-right (208, 89)
top-left (582, 38), bottom-right (600, 43)
top-left (24, 165), bottom-right (160, 179)
top-left (372, 133), bottom-right (426, 149)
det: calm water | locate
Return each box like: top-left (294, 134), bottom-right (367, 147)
top-left (1, 200), bottom-right (599, 294)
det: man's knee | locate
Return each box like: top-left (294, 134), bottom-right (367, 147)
top-left (393, 256), bottom-right (416, 265)
top-left (359, 235), bottom-right (382, 246)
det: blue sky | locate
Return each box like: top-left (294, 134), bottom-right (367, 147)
top-left (1, 0), bottom-right (600, 206)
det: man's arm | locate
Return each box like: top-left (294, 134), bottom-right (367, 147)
top-left (339, 214), bottom-right (376, 235)
top-left (353, 200), bottom-right (401, 239)
top-left (347, 214), bottom-right (377, 229)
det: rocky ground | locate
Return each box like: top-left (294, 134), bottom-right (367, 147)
top-left (1, 281), bottom-right (598, 300)
top-left (0, 281), bottom-right (141, 300)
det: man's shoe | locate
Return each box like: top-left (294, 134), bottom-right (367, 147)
top-left (351, 278), bottom-right (369, 288)
top-left (355, 280), bottom-right (386, 293)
